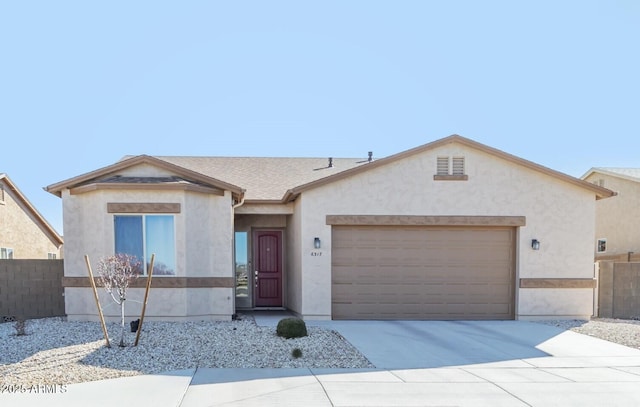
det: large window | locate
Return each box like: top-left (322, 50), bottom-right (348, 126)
top-left (114, 215), bottom-right (175, 275)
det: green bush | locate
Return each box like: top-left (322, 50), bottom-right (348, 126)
top-left (291, 348), bottom-right (303, 358)
top-left (276, 317), bottom-right (308, 339)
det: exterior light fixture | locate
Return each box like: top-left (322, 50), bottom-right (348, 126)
top-left (314, 237), bottom-right (321, 249)
top-left (531, 239), bottom-right (540, 250)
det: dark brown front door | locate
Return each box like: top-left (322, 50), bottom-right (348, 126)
top-left (253, 230), bottom-right (283, 307)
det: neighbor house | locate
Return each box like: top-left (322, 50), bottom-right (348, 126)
top-left (582, 168), bottom-right (640, 261)
top-left (46, 135), bottom-right (613, 322)
top-left (0, 173), bottom-right (63, 259)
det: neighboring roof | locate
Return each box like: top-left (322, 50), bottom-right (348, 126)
top-left (284, 135), bottom-right (616, 201)
top-left (45, 135), bottom-right (615, 204)
top-left (0, 173), bottom-right (64, 247)
top-left (581, 167), bottom-right (640, 183)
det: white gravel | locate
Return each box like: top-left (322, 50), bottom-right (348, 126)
top-left (2, 316), bottom-right (640, 387)
top-left (534, 318), bottom-right (640, 350)
top-left (0, 314), bottom-right (373, 386)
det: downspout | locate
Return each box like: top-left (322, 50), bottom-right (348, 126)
top-left (232, 193), bottom-right (246, 210)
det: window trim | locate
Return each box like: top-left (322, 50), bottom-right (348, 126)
top-left (433, 174), bottom-right (469, 181)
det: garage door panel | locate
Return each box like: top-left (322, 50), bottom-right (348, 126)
top-left (332, 225), bottom-right (515, 320)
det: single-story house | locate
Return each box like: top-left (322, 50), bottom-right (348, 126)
top-left (1, 173), bottom-right (63, 259)
top-left (582, 168), bottom-right (640, 261)
top-left (46, 135), bottom-right (614, 321)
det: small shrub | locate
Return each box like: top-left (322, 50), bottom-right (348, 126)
top-left (291, 348), bottom-right (303, 359)
top-left (14, 318), bottom-right (26, 336)
top-left (276, 317), bottom-right (308, 339)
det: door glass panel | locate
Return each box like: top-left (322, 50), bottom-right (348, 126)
top-left (235, 232), bottom-right (248, 299)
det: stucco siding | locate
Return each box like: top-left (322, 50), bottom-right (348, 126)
top-left (297, 144), bottom-right (597, 319)
top-left (584, 173), bottom-right (640, 258)
top-left (184, 191), bottom-right (234, 278)
top-left (66, 287), bottom-right (232, 322)
top-left (517, 289), bottom-right (595, 320)
top-left (0, 186), bottom-right (60, 259)
top-left (62, 175), bottom-right (234, 320)
top-left (286, 199), bottom-right (303, 316)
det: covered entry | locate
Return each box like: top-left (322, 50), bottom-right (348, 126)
top-left (331, 224), bottom-right (516, 320)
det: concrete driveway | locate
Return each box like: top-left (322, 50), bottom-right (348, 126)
top-left (3, 317), bottom-right (640, 406)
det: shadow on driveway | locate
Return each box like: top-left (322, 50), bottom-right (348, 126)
top-left (307, 320), bottom-right (562, 369)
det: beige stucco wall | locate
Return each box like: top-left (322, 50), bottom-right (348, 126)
top-left (286, 200), bottom-right (304, 316)
top-left (294, 144), bottom-right (598, 320)
top-left (584, 173), bottom-right (640, 258)
top-left (62, 164), bottom-right (234, 321)
top-left (0, 185), bottom-right (60, 259)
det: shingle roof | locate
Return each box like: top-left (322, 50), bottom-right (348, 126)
top-left (152, 156), bottom-right (369, 201)
top-left (46, 135), bottom-right (614, 202)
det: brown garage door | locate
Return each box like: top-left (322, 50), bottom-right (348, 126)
top-left (332, 225), bottom-right (515, 320)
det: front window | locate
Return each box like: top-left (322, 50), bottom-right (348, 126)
top-left (48, 253), bottom-right (57, 259)
top-left (114, 215), bottom-right (176, 275)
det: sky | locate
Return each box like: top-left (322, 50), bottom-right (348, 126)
top-left (1, 1), bottom-right (639, 236)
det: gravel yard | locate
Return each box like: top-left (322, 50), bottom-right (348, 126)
top-left (1, 316), bottom-right (639, 387)
top-left (534, 318), bottom-right (640, 350)
top-left (0, 314), bottom-right (373, 387)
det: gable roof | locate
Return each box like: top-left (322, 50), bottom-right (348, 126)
top-left (283, 135), bottom-right (616, 201)
top-left (46, 135), bottom-right (615, 204)
top-left (581, 167), bottom-right (640, 184)
top-left (1, 173), bottom-right (63, 247)
top-left (45, 155), bottom-right (246, 200)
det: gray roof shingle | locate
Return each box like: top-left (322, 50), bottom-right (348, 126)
top-left (153, 156), bottom-right (369, 200)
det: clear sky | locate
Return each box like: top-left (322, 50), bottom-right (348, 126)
top-left (2, 1), bottom-right (639, 235)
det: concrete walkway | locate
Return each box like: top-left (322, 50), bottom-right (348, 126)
top-left (3, 313), bottom-right (640, 406)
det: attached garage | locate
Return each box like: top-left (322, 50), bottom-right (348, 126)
top-left (331, 224), bottom-right (516, 320)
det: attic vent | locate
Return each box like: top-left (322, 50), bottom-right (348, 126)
top-left (368, 151), bottom-right (373, 162)
top-left (593, 179), bottom-right (605, 187)
top-left (434, 156), bottom-right (468, 181)
top-left (436, 157), bottom-right (449, 175)
top-left (328, 157), bottom-right (333, 168)
top-left (452, 157), bottom-right (465, 175)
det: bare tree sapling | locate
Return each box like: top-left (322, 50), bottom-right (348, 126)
top-left (96, 254), bottom-right (141, 347)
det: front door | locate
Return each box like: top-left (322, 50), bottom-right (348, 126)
top-left (253, 230), bottom-right (283, 307)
